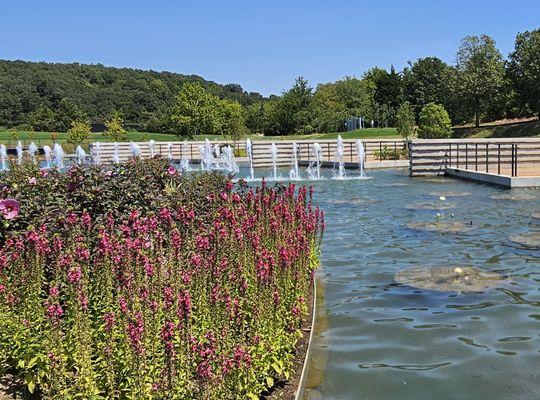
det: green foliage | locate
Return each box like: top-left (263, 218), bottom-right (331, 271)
top-left (456, 34), bottom-right (506, 127)
top-left (417, 103), bottom-right (452, 138)
top-left (396, 101), bottom-right (416, 141)
top-left (30, 104), bottom-right (56, 132)
top-left (508, 28), bottom-right (540, 117)
top-left (373, 145), bottom-right (408, 160)
top-left (220, 99), bottom-right (246, 142)
top-left (0, 159), bottom-right (323, 399)
top-left (67, 120), bottom-right (91, 144)
top-left (169, 82), bottom-right (222, 137)
top-left (311, 77), bottom-right (375, 133)
top-left (402, 57), bottom-right (455, 117)
top-left (0, 60), bottom-right (261, 130)
top-left (104, 110), bottom-right (127, 141)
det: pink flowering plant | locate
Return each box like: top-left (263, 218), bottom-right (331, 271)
top-left (0, 159), bottom-right (323, 399)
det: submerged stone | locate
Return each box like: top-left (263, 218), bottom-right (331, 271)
top-left (490, 193), bottom-right (537, 201)
top-left (532, 212), bottom-right (540, 221)
top-left (395, 266), bottom-right (503, 292)
top-left (407, 220), bottom-right (475, 233)
top-left (429, 191), bottom-right (471, 197)
top-left (509, 231), bottom-right (540, 249)
top-left (405, 203), bottom-right (455, 211)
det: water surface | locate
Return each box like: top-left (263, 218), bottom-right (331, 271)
top-left (301, 169), bottom-right (540, 400)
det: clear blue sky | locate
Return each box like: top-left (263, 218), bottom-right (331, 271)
top-left (0, 0), bottom-right (538, 96)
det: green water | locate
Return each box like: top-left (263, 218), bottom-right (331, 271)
top-left (303, 169), bottom-right (540, 400)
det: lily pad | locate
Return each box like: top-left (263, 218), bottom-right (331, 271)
top-left (509, 231), bottom-right (540, 249)
top-left (407, 221), bottom-right (475, 233)
top-left (395, 266), bottom-right (503, 292)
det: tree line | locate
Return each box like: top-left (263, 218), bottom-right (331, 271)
top-left (0, 29), bottom-right (538, 139)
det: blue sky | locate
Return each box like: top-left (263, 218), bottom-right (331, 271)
top-left (0, 1), bottom-right (538, 96)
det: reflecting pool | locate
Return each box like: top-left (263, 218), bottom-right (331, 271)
top-left (300, 168), bottom-right (540, 400)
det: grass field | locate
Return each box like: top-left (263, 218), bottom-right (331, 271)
top-left (452, 118), bottom-right (540, 138)
top-left (0, 128), bottom-right (399, 148)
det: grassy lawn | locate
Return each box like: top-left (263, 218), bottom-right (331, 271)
top-left (452, 119), bottom-right (540, 138)
top-left (0, 128), bottom-right (399, 147)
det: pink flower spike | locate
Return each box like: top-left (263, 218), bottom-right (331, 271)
top-left (0, 199), bottom-right (19, 220)
top-left (167, 165), bottom-right (176, 175)
top-left (28, 177), bottom-right (37, 185)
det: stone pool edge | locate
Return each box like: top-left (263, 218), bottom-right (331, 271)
top-left (294, 277), bottom-right (318, 400)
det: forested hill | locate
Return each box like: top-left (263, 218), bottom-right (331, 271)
top-left (0, 59), bottom-right (263, 129)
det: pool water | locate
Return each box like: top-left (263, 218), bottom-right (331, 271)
top-left (299, 168), bottom-right (540, 400)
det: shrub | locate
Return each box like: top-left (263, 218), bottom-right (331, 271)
top-left (105, 110), bottom-right (127, 142)
top-left (67, 120), bottom-right (91, 144)
top-left (0, 159), bottom-right (323, 399)
top-left (417, 103), bottom-right (452, 139)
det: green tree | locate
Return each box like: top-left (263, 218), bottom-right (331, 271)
top-left (363, 66), bottom-right (403, 126)
top-left (244, 102), bottom-right (266, 134)
top-left (276, 77), bottom-right (314, 134)
top-left (417, 103), bottom-right (452, 139)
top-left (105, 110), bottom-right (127, 141)
top-left (55, 98), bottom-right (84, 132)
top-left (67, 120), bottom-right (92, 144)
top-left (220, 99), bottom-right (246, 142)
top-left (402, 57), bottom-right (454, 116)
top-left (456, 34), bottom-right (506, 127)
top-left (508, 29), bottom-right (540, 117)
top-left (396, 101), bottom-right (416, 141)
top-left (169, 82), bottom-right (221, 137)
top-left (30, 104), bottom-right (56, 131)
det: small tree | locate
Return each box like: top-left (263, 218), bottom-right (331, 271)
top-left (220, 99), bottom-right (246, 144)
top-left (105, 110), bottom-right (127, 141)
top-left (396, 101), bottom-right (416, 141)
top-left (67, 120), bottom-right (91, 144)
top-left (417, 103), bottom-right (452, 139)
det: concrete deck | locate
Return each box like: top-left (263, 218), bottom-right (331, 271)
top-left (445, 167), bottom-right (540, 188)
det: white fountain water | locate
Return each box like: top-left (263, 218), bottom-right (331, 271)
top-left (306, 142), bottom-right (322, 180)
top-left (179, 142), bottom-right (191, 171)
top-left (289, 142), bottom-right (300, 180)
top-left (16, 141), bottom-right (23, 165)
top-left (245, 139), bottom-right (255, 180)
top-left (75, 146), bottom-right (87, 165)
top-left (199, 139), bottom-right (215, 171)
top-left (148, 140), bottom-right (156, 157)
top-left (167, 143), bottom-right (173, 161)
top-left (130, 142), bottom-right (141, 157)
top-left (221, 146), bottom-right (239, 174)
top-left (0, 145), bottom-right (7, 171)
top-left (28, 142), bottom-right (38, 164)
top-left (333, 135), bottom-right (345, 179)
top-left (112, 143), bottom-right (120, 164)
top-left (53, 143), bottom-right (64, 168)
top-left (270, 143), bottom-right (279, 180)
top-left (43, 145), bottom-right (52, 168)
top-left (93, 142), bottom-right (101, 165)
top-left (356, 139), bottom-right (366, 178)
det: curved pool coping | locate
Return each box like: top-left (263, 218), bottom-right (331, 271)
top-left (294, 277), bottom-right (318, 400)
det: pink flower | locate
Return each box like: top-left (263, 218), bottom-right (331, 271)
top-left (28, 177), bottom-right (37, 185)
top-left (67, 266), bottom-right (82, 284)
top-left (0, 199), bottom-right (19, 220)
top-left (167, 165), bottom-right (176, 175)
top-left (40, 170), bottom-right (48, 177)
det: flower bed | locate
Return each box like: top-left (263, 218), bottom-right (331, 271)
top-left (0, 159), bottom-right (323, 399)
